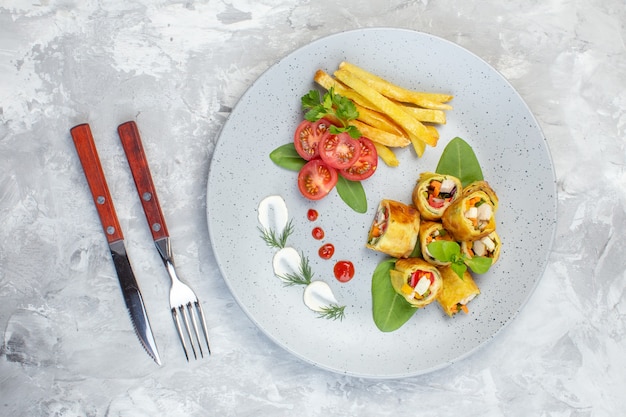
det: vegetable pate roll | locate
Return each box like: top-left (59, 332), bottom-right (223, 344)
top-left (461, 231), bottom-right (501, 266)
top-left (441, 190), bottom-right (496, 241)
top-left (462, 180), bottom-right (499, 211)
top-left (419, 221), bottom-right (454, 266)
top-left (366, 199), bottom-right (420, 259)
top-left (389, 258), bottom-right (443, 308)
top-left (436, 265), bottom-right (480, 317)
top-left (412, 172), bottom-right (462, 221)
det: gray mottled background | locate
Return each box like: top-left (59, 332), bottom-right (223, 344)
top-left (1, 0), bottom-right (625, 416)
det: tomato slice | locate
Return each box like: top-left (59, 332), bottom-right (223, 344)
top-left (428, 194), bottom-right (445, 209)
top-left (340, 137), bottom-right (378, 181)
top-left (297, 159), bottom-right (338, 200)
top-left (319, 131), bottom-right (361, 169)
top-left (409, 270), bottom-right (434, 287)
top-left (293, 119), bottom-right (333, 161)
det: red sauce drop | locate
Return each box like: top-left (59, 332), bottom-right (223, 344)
top-left (307, 209), bottom-right (318, 221)
top-left (312, 227), bottom-right (324, 240)
top-left (334, 260), bottom-right (355, 282)
top-left (318, 243), bottom-right (335, 260)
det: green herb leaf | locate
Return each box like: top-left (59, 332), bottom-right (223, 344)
top-left (269, 143), bottom-right (307, 171)
top-left (465, 256), bottom-right (493, 274)
top-left (300, 88), bottom-right (362, 136)
top-left (317, 304), bottom-right (346, 321)
top-left (258, 219), bottom-right (294, 249)
top-left (427, 240), bottom-right (461, 262)
top-left (450, 262), bottom-right (468, 279)
top-left (301, 90), bottom-right (321, 111)
top-left (335, 176), bottom-right (367, 213)
top-left (408, 237), bottom-right (422, 258)
top-left (278, 251), bottom-right (314, 286)
top-left (371, 259), bottom-right (416, 332)
top-left (435, 137), bottom-right (484, 187)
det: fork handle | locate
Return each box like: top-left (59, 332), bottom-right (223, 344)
top-left (70, 123), bottom-right (124, 244)
top-left (117, 121), bottom-right (169, 241)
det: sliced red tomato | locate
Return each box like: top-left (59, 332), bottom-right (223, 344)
top-left (293, 119), bottom-right (333, 161)
top-left (319, 131), bottom-right (361, 169)
top-left (409, 270), bottom-right (434, 288)
top-left (340, 137), bottom-right (378, 181)
top-left (297, 159), bottom-right (338, 200)
top-left (428, 194), bottom-right (445, 209)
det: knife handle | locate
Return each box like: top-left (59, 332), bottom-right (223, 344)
top-left (70, 123), bottom-right (124, 244)
top-left (117, 121), bottom-right (169, 241)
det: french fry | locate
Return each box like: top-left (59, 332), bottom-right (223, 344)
top-left (397, 105), bottom-right (446, 124)
top-left (372, 142), bottom-right (399, 167)
top-left (338, 61), bottom-right (453, 110)
top-left (334, 68), bottom-right (437, 148)
top-left (349, 119), bottom-right (410, 147)
top-left (354, 104), bottom-right (406, 136)
top-left (426, 125), bottom-right (440, 141)
top-left (314, 70), bottom-right (377, 111)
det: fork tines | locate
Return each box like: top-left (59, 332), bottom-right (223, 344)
top-left (171, 301), bottom-right (211, 360)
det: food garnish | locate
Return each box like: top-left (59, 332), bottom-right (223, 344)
top-left (301, 88), bottom-right (361, 138)
top-left (258, 220), bottom-right (294, 249)
top-left (257, 196), bottom-right (347, 320)
top-left (316, 304), bottom-right (347, 321)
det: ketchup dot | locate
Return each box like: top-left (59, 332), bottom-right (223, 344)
top-left (334, 260), bottom-right (355, 283)
top-left (318, 243), bottom-right (334, 260)
top-left (307, 209), bottom-right (318, 221)
top-left (312, 227), bottom-right (324, 240)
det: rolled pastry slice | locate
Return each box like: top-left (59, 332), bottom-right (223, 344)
top-left (366, 199), bottom-right (420, 259)
top-left (462, 181), bottom-right (499, 211)
top-left (436, 265), bottom-right (480, 317)
top-left (412, 172), bottom-right (462, 221)
top-left (461, 231), bottom-right (501, 266)
top-left (441, 190), bottom-right (496, 241)
top-left (419, 221), bottom-right (454, 266)
top-left (389, 258), bottom-right (443, 308)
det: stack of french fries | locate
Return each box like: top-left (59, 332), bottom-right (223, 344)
top-left (314, 61), bottom-right (453, 166)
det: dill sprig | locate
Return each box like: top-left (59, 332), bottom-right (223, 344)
top-left (258, 219), bottom-right (294, 249)
top-left (317, 304), bottom-right (346, 321)
top-left (278, 252), bottom-right (313, 287)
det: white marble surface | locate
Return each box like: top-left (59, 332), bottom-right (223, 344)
top-left (1, 0), bottom-right (625, 415)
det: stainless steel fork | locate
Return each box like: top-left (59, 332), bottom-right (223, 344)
top-left (118, 120), bottom-right (211, 360)
top-left (156, 237), bottom-right (210, 360)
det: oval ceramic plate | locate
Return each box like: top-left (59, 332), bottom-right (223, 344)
top-left (207, 28), bottom-right (556, 378)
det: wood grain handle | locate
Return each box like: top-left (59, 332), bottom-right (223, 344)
top-left (117, 121), bottom-right (169, 241)
top-left (70, 123), bottom-right (124, 244)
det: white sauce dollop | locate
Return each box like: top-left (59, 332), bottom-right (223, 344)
top-left (258, 195), bottom-right (289, 235)
top-left (303, 280), bottom-right (339, 312)
top-left (272, 247), bottom-right (301, 279)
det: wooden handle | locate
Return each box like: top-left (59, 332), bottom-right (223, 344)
top-left (117, 121), bottom-right (169, 241)
top-left (70, 123), bottom-right (124, 244)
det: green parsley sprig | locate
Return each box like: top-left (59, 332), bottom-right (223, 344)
top-left (301, 88), bottom-right (361, 138)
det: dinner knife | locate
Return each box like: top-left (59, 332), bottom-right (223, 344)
top-left (70, 123), bottom-right (162, 366)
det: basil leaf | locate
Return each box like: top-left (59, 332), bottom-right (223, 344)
top-left (371, 259), bottom-right (416, 332)
top-left (335, 176), bottom-right (367, 213)
top-left (465, 256), bottom-right (493, 274)
top-left (269, 143), bottom-right (306, 172)
top-left (435, 137), bottom-right (484, 187)
top-left (427, 240), bottom-right (460, 262)
top-left (408, 237), bottom-right (422, 258)
top-left (450, 262), bottom-right (468, 279)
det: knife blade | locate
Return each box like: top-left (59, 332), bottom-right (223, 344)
top-left (70, 123), bottom-right (162, 366)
